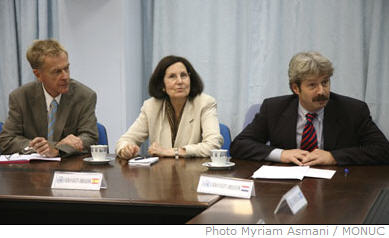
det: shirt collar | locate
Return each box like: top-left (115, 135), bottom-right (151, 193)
top-left (298, 102), bottom-right (324, 122)
top-left (42, 83), bottom-right (62, 112)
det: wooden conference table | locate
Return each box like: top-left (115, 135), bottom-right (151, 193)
top-left (188, 164), bottom-right (389, 224)
top-left (0, 154), bottom-right (387, 224)
top-left (0, 154), bottom-right (259, 224)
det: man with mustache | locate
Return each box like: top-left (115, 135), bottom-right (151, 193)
top-left (0, 40), bottom-right (98, 157)
top-left (231, 51), bottom-right (389, 165)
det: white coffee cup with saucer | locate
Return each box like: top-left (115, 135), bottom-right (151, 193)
top-left (91, 145), bottom-right (108, 161)
top-left (83, 145), bottom-right (114, 164)
top-left (203, 149), bottom-right (234, 169)
top-left (210, 149), bottom-right (229, 166)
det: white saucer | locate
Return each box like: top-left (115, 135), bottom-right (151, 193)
top-left (202, 161), bottom-right (235, 170)
top-left (83, 157), bottom-right (115, 164)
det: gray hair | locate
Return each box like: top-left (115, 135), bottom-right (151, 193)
top-left (26, 39), bottom-right (68, 69)
top-left (288, 51), bottom-right (334, 92)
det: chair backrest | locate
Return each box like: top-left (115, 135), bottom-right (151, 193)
top-left (97, 122), bottom-right (108, 149)
top-left (219, 123), bottom-right (231, 154)
top-left (243, 103), bottom-right (261, 128)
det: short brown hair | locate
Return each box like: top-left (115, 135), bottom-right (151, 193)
top-left (148, 55), bottom-right (204, 99)
top-left (288, 51), bottom-right (334, 92)
top-left (26, 39), bottom-right (68, 69)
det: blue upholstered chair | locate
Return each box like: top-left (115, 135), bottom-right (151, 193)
top-left (219, 123), bottom-right (231, 155)
top-left (243, 103), bottom-right (261, 128)
top-left (97, 122), bottom-right (108, 151)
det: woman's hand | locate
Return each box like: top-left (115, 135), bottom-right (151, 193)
top-left (148, 142), bottom-right (172, 157)
top-left (117, 144), bottom-right (140, 159)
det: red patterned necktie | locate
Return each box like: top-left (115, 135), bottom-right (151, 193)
top-left (300, 113), bottom-right (318, 152)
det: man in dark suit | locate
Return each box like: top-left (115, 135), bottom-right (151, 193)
top-left (231, 51), bottom-right (389, 165)
top-left (0, 39), bottom-right (98, 157)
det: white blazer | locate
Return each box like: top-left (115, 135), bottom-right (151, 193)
top-left (116, 93), bottom-right (223, 157)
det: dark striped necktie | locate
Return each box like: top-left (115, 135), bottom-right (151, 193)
top-left (300, 113), bottom-right (318, 152)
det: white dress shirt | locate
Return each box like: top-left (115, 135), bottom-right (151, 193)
top-left (42, 84), bottom-right (61, 112)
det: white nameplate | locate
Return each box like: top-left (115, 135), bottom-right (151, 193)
top-left (197, 175), bottom-right (255, 199)
top-left (51, 171), bottom-right (103, 190)
top-left (274, 185), bottom-right (307, 215)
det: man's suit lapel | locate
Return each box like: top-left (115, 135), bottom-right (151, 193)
top-left (278, 97), bottom-right (299, 149)
top-left (323, 96), bottom-right (340, 150)
top-left (53, 82), bottom-right (74, 141)
top-left (31, 82), bottom-right (48, 137)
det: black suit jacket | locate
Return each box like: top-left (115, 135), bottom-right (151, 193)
top-left (230, 92), bottom-right (389, 165)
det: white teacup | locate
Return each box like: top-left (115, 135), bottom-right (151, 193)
top-left (91, 145), bottom-right (108, 161)
top-left (210, 149), bottom-right (230, 166)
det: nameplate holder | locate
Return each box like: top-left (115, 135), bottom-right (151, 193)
top-left (51, 171), bottom-right (104, 190)
top-left (197, 175), bottom-right (255, 199)
top-left (274, 185), bottom-right (307, 215)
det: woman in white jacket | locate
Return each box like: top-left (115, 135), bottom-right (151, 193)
top-left (116, 55), bottom-right (223, 159)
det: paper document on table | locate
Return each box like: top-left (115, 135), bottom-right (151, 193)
top-left (0, 153), bottom-right (60, 164)
top-left (252, 165), bottom-right (309, 180)
top-left (305, 168), bottom-right (336, 179)
top-left (129, 157), bottom-right (159, 166)
top-left (252, 165), bottom-right (336, 180)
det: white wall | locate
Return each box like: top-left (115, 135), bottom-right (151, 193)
top-left (57, 0), bottom-right (143, 152)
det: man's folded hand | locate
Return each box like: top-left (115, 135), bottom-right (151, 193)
top-left (57, 134), bottom-right (84, 151)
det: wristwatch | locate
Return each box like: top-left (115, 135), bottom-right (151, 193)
top-left (174, 147), bottom-right (179, 160)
